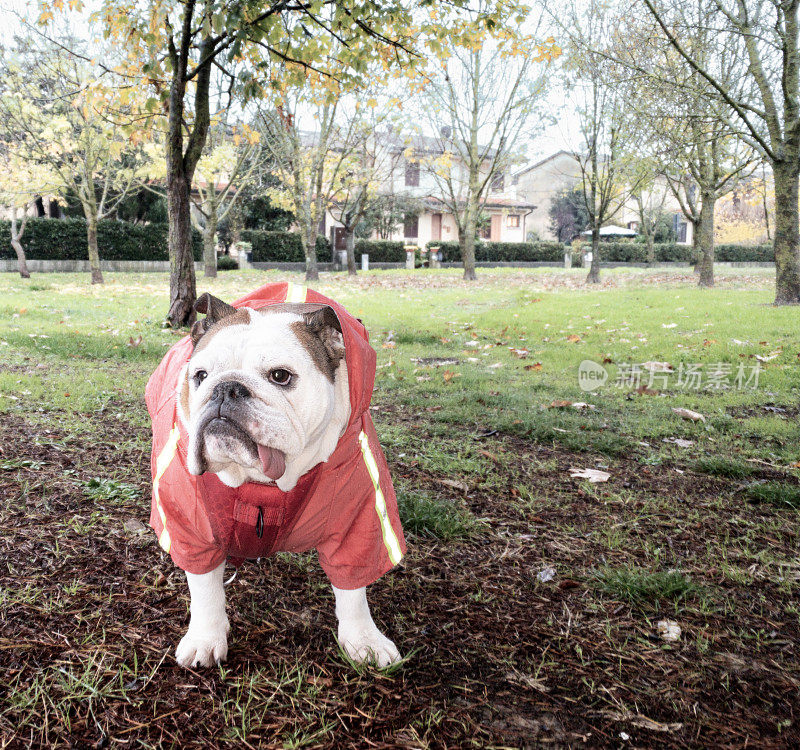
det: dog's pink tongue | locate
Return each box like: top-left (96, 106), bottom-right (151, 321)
top-left (257, 444), bottom-right (286, 480)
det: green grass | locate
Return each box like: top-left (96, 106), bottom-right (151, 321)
top-left (81, 477), bottom-right (140, 503)
top-left (592, 566), bottom-right (700, 606)
top-left (693, 456), bottom-right (757, 478)
top-left (745, 481), bottom-right (800, 509)
top-left (396, 490), bottom-right (477, 540)
top-left (2, 267), bottom-right (800, 747)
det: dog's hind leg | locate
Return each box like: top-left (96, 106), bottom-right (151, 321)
top-left (175, 561), bottom-right (230, 668)
top-left (332, 585), bottom-right (400, 668)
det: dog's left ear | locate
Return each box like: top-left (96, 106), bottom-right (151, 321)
top-left (302, 306), bottom-right (345, 370)
top-left (191, 293), bottom-right (238, 345)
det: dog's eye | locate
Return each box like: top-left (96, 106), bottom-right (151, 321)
top-left (268, 368), bottom-right (293, 386)
top-left (194, 370), bottom-right (208, 385)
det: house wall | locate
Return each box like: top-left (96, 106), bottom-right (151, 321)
top-left (514, 152), bottom-right (582, 241)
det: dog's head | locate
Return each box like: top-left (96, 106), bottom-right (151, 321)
top-left (178, 293), bottom-right (349, 490)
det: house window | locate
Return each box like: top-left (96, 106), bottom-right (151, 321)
top-left (403, 214), bottom-right (419, 238)
top-left (479, 223), bottom-right (491, 239)
top-left (405, 159), bottom-right (420, 187)
top-left (491, 172), bottom-right (505, 191)
top-left (677, 221), bottom-right (688, 243)
top-left (507, 214), bottom-right (520, 228)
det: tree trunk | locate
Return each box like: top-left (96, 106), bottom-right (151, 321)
top-left (691, 219), bottom-right (701, 273)
top-left (9, 208), bottom-right (30, 279)
top-left (645, 232), bottom-right (655, 264)
top-left (586, 227), bottom-right (601, 283)
top-left (203, 207), bottom-right (217, 278)
top-left (85, 211), bottom-right (104, 285)
top-left (697, 191), bottom-right (715, 288)
top-left (772, 161), bottom-right (800, 304)
top-left (461, 222), bottom-right (478, 281)
top-left (345, 226), bottom-right (357, 276)
top-left (167, 174), bottom-right (197, 323)
top-left (302, 223), bottom-right (319, 282)
top-left (165, 27), bottom-right (212, 328)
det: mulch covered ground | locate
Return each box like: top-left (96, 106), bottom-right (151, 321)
top-left (1, 405), bottom-right (799, 749)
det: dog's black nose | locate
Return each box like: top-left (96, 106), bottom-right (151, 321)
top-left (211, 380), bottom-right (251, 403)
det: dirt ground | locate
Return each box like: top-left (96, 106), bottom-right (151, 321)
top-left (1, 399), bottom-right (798, 749)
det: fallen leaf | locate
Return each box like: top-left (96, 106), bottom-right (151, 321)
top-left (127, 335), bottom-right (143, 348)
top-left (443, 370), bottom-right (461, 383)
top-left (536, 566), bottom-right (556, 583)
top-left (641, 361), bottom-right (673, 372)
top-left (571, 402), bottom-right (596, 411)
top-left (672, 407), bottom-right (705, 422)
top-left (657, 620), bottom-right (681, 642)
top-left (548, 399), bottom-right (573, 408)
top-left (382, 341), bottom-right (396, 349)
top-left (524, 362), bottom-right (543, 371)
top-left (479, 449), bottom-right (501, 463)
top-left (662, 437), bottom-right (695, 448)
top-left (566, 334), bottom-right (582, 343)
top-left (438, 478), bottom-right (469, 493)
top-left (509, 347), bottom-right (529, 358)
top-left (756, 350), bottom-right (782, 362)
top-left (636, 385), bottom-right (659, 396)
top-left (569, 467), bottom-right (611, 483)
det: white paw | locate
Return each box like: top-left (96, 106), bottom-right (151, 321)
top-left (338, 624), bottom-right (401, 668)
top-left (175, 623), bottom-right (229, 668)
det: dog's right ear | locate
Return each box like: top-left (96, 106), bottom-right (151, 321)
top-left (191, 293), bottom-right (238, 346)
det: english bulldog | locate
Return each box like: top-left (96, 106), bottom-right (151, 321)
top-left (145, 282), bottom-right (406, 669)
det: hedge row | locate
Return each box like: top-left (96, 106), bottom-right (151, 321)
top-left (583, 242), bottom-right (691, 263)
top-left (354, 240), bottom-right (407, 262)
top-left (422, 240), bottom-right (566, 263)
top-left (590, 242), bottom-right (773, 263)
top-left (715, 244), bottom-right (773, 262)
top-left (241, 230), bottom-right (330, 263)
top-left (0, 217), bottom-right (202, 261)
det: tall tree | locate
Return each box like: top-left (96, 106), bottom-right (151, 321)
top-left (643, 0), bottom-right (800, 304)
top-left (192, 128), bottom-right (263, 278)
top-left (328, 111), bottom-right (405, 275)
top-left (0, 147), bottom-right (61, 279)
top-left (0, 33), bottom-right (145, 284)
top-left (417, 7), bottom-right (559, 279)
top-left (607, 3), bottom-right (756, 287)
top-left (78, 0), bottom-right (526, 325)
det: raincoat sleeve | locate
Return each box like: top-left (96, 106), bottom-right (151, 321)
top-left (315, 415), bottom-right (406, 590)
top-left (146, 345), bottom-right (227, 576)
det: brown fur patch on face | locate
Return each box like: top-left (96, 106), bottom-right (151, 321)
top-left (191, 309), bottom-right (251, 355)
top-left (290, 313), bottom-right (345, 382)
top-left (179, 367), bottom-right (191, 419)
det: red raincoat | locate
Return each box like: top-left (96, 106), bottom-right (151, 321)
top-left (145, 282), bottom-right (406, 590)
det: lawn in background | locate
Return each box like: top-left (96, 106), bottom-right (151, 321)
top-left (1, 266), bottom-right (798, 747)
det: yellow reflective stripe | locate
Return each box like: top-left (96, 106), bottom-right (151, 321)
top-left (286, 282), bottom-right (308, 303)
top-left (153, 425), bottom-right (180, 553)
top-left (359, 431), bottom-right (402, 565)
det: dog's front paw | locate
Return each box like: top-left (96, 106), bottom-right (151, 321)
top-left (338, 623), bottom-right (401, 668)
top-left (176, 623), bottom-right (229, 668)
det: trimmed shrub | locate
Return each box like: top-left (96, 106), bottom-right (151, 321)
top-left (0, 217), bottom-right (202, 261)
top-left (242, 230), bottom-right (330, 263)
top-left (242, 230), bottom-right (303, 262)
top-left (354, 239), bottom-right (406, 263)
top-left (581, 242), bottom-right (693, 263)
top-left (216, 255), bottom-right (239, 271)
top-left (715, 244), bottom-right (773, 262)
top-left (426, 240), bottom-right (566, 263)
